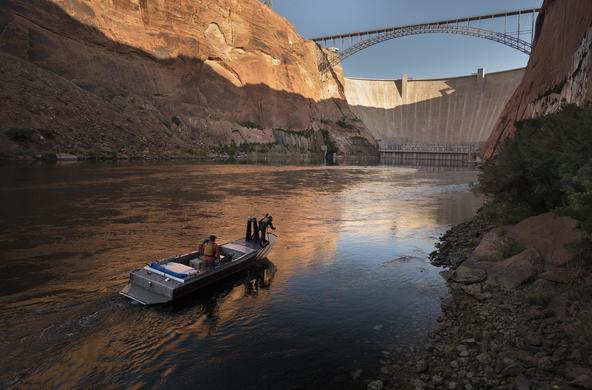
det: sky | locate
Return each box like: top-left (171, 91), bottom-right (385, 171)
top-left (271, 0), bottom-right (543, 79)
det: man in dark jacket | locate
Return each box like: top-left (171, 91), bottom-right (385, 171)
top-left (258, 214), bottom-right (276, 245)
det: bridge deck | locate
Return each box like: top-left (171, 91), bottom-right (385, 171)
top-left (311, 8), bottom-right (541, 42)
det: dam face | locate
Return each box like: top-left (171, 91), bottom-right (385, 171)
top-left (344, 68), bottom-right (524, 161)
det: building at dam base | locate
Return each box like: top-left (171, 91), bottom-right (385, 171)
top-left (344, 68), bottom-right (524, 164)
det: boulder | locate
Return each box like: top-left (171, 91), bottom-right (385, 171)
top-left (350, 369), bottom-right (363, 380)
top-left (570, 375), bottom-right (592, 389)
top-left (537, 356), bottom-right (553, 371)
top-left (515, 374), bottom-right (530, 390)
top-left (500, 364), bottom-right (524, 377)
top-left (514, 350), bottom-right (538, 367)
top-left (415, 359), bottom-right (428, 373)
top-left (566, 366), bottom-right (592, 383)
top-left (472, 228), bottom-right (503, 260)
top-left (450, 265), bottom-right (487, 285)
top-left (460, 284), bottom-right (492, 301)
top-left (367, 380), bottom-right (383, 390)
top-left (538, 268), bottom-right (579, 284)
top-left (56, 153), bottom-right (78, 161)
top-left (486, 248), bottom-right (544, 289)
top-left (507, 213), bottom-right (583, 268)
top-left (531, 278), bottom-right (559, 290)
top-left (476, 353), bottom-right (492, 364)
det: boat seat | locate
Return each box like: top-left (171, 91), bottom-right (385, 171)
top-left (189, 255), bottom-right (228, 270)
top-left (150, 261), bottom-right (198, 278)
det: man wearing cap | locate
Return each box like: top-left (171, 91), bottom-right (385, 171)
top-left (199, 235), bottom-right (221, 268)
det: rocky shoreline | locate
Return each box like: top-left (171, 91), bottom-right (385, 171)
top-left (368, 216), bottom-right (592, 390)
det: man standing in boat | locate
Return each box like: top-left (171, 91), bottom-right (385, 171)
top-left (258, 214), bottom-right (276, 246)
top-left (199, 235), bottom-right (221, 267)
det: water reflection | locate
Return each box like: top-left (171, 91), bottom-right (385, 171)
top-left (170, 258), bottom-right (277, 316)
top-left (0, 163), bottom-right (482, 389)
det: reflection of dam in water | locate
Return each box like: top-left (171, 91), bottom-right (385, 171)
top-left (344, 68), bottom-right (524, 165)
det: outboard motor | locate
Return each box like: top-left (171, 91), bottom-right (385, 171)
top-left (245, 216), bottom-right (260, 243)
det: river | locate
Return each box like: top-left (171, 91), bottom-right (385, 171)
top-left (0, 162), bottom-right (482, 389)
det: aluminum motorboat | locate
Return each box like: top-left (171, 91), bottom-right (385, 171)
top-left (120, 218), bottom-right (276, 305)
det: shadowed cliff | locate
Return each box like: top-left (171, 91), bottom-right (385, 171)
top-left (483, 0), bottom-right (592, 158)
top-left (0, 0), bottom-right (378, 159)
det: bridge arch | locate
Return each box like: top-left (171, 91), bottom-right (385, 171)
top-left (312, 8), bottom-right (540, 72)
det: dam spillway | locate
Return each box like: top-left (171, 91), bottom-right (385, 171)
top-left (344, 68), bottom-right (525, 163)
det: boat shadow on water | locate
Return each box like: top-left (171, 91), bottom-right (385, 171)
top-left (152, 258), bottom-right (277, 314)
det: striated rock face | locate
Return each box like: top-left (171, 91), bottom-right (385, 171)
top-left (0, 0), bottom-right (377, 159)
top-left (483, 0), bottom-right (592, 158)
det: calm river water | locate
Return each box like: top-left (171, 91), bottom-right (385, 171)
top-left (0, 163), bottom-right (482, 389)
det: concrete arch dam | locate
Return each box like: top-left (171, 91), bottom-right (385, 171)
top-left (344, 68), bottom-right (525, 162)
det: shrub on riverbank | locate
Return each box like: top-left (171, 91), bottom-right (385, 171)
top-left (476, 104), bottom-right (592, 233)
top-left (524, 288), bottom-right (554, 307)
top-left (495, 236), bottom-right (525, 260)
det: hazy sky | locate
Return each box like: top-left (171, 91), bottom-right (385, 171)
top-left (271, 0), bottom-right (543, 79)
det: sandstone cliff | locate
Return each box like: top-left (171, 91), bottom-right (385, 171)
top-left (482, 0), bottom-right (592, 158)
top-left (0, 0), bottom-right (377, 160)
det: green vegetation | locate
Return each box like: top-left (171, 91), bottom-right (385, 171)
top-left (184, 148), bottom-right (206, 157)
top-left (41, 130), bottom-right (55, 140)
top-left (495, 236), bottom-right (525, 260)
top-left (171, 115), bottom-right (182, 127)
top-left (85, 149), bottom-right (104, 160)
top-left (576, 310), bottom-right (592, 345)
top-left (524, 288), bottom-right (554, 307)
top-left (536, 79), bottom-right (566, 100)
top-left (475, 104), bottom-right (592, 233)
top-left (574, 238), bottom-right (592, 269)
top-left (213, 141), bottom-right (275, 158)
top-left (239, 121), bottom-right (262, 130)
top-left (5, 128), bottom-right (36, 142)
top-left (4, 128), bottom-right (56, 143)
top-left (473, 201), bottom-right (534, 226)
top-left (566, 279), bottom-right (592, 343)
top-left (336, 119), bottom-right (355, 129)
top-left (349, 135), bottom-right (371, 146)
top-left (40, 152), bottom-right (58, 162)
top-left (274, 128), bottom-right (315, 138)
top-left (568, 279), bottom-right (592, 303)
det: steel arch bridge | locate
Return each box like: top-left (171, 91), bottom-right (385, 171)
top-left (311, 8), bottom-right (540, 72)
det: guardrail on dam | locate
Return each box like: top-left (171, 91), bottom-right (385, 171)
top-left (344, 68), bottom-right (525, 165)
